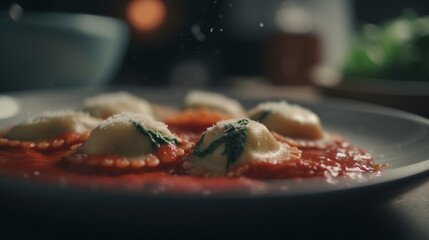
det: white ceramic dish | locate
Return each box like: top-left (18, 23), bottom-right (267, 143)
top-left (0, 87), bottom-right (429, 235)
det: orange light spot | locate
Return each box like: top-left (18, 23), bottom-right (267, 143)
top-left (126, 0), bottom-right (166, 31)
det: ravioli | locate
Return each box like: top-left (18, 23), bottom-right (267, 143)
top-left (248, 101), bottom-right (324, 140)
top-left (183, 90), bottom-right (246, 118)
top-left (3, 111), bottom-right (100, 142)
top-left (64, 112), bottom-right (190, 173)
top-left (81, 113), bottom-right (180, 158)
top-left (186, 119), bottom-right (301, 176)
top-left (80, 92), bottom-right (154, 119)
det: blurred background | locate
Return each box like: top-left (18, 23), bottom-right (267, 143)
top-left (1, 0), bottom-right (429, 115)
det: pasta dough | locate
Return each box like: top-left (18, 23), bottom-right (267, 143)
top-left (183, 90), bottom-right (246, 118)
top-left (189, 119), bottom-right (300, 175)
top-left (81, 113), bottom-right (180, 158)
top-left (80, 92), bottom-right (154, 118)
top-left (248, 101), bottom-right (324, 139)
top-left (4, 111), bottom-right (100, 142)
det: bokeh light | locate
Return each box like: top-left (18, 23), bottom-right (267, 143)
top-left (126, 0), bottom-right (166, 31)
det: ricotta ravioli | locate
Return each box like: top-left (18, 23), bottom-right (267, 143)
top-left (81, 113), bottom-right (180, 158)
top-left (4, 111), bottom-right (101, 142)
top-left (80, 92), bottom-right (154, 119)
top-left (188, 119), bottom-right (300, 176)
top-left (248, 101), bottom-right (324, 140)
top-left (183, 90), bottom-right (246, 118)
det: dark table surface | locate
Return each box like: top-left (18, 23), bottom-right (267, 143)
top-left (1, 177), bottom-right (428, 240)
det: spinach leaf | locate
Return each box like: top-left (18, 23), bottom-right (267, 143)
top-left (194, 119), bottom-right (249, 168)
top-left (131, 121), bottom-right (180, 150)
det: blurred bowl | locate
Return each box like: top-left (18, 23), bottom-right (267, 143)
top-left (316, 77), bottom-right (429, 118)
top-left (0, 11), bottom-right (129, 91)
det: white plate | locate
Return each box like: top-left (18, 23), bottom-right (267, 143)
top-left (1, 87), bottom-right (429, 233)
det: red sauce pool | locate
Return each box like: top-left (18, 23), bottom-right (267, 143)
top-left (0, 121), bottom-right (385, 194)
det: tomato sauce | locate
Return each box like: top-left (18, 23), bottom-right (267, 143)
top-left (0, 112), bottom-right (385, 194)
top-left (238, 136), bottom-right (383, 180)
top-left (0, 146), bottom-right (261, 194)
